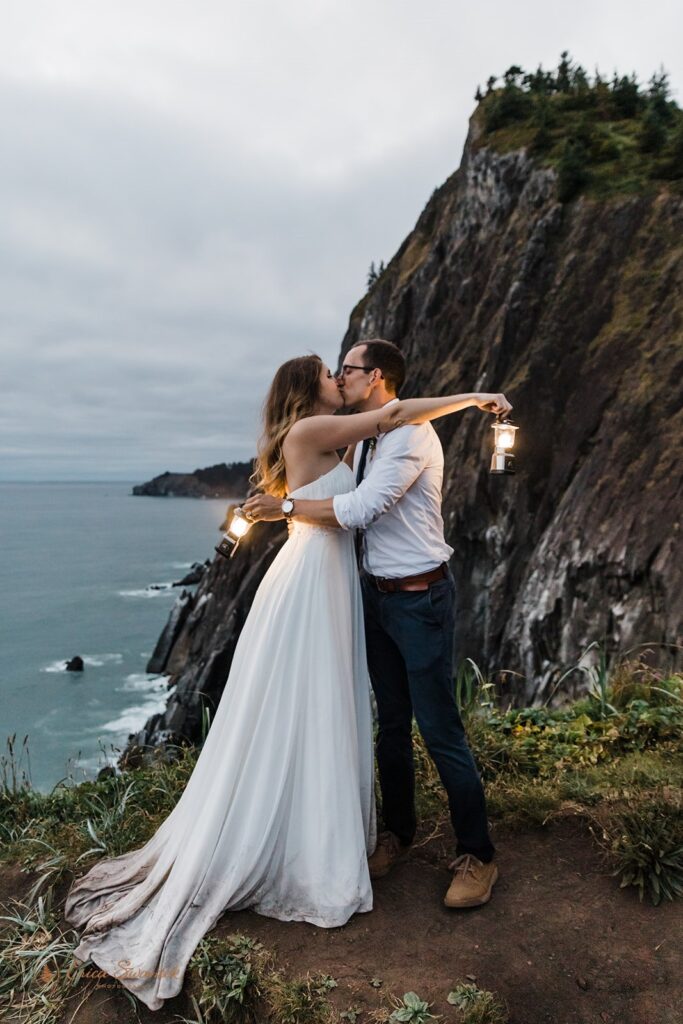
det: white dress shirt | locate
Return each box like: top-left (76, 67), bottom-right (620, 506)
top-left (332, 399), bottom-right (454, 578)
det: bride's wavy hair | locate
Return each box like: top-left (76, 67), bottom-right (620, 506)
top-left (251, 354), bottom-right (324, 497)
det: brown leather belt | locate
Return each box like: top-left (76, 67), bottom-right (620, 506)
top-left (366, 562), bottom-right (448, 593)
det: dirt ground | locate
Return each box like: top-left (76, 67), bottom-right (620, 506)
top-left (2, 819), bottom-right (681, 1024)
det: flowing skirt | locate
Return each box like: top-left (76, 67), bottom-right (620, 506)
top-left (64, 516), bottom-right (377, 1010)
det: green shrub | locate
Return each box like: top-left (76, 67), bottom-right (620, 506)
top-left (653, 118), bottom-right (683, 179)
top-left (639, 106), bottom-right (668, 153)
top-left (608, 803), bottom-right (683, 905)
top-left (269, 972), bottom-right (337, 1024)
top-left (557, 138), bottom-right (590, 201)
top-left (389, 991), bottom-right (438, 1022)
top-left (186, 934), bottom-right (268, 1022)
top-left (474, 54), bottom-right (683, 197)
top-left (483, 87), bottom-right (534, 132)
top-left (448, 983), bottom-right (508, 1024)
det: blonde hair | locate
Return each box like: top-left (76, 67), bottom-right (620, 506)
top-left (251, 354), bottom-right (323, 497)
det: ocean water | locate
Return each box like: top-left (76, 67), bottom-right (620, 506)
top-left (0, 482), bottom-right (235, 793)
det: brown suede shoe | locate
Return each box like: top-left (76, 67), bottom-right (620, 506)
top-left (444, 854), bottom-right (498, 908)
top-left (367, 831), bottom-right (411, 879)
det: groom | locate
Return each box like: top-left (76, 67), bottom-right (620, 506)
top-left (245, 338), bottom-right (498, 908)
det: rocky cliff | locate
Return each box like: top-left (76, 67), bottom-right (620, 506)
top-left (122, 94), bottom-right (682, 760)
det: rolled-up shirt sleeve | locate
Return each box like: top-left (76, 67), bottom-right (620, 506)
top-left (333, 426), bottom-right (429, 530)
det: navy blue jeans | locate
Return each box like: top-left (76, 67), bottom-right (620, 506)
top-left (361, 567), bottom-right (495, 863)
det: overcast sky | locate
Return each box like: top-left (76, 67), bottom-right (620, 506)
top-left (2, 1), bottom-right (681, 481)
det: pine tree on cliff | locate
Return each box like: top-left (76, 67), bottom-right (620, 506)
top-left (366, 261), bottom-right (385, 289)
top-left (555, 50), bottom-right (572, 92)
top-left (524, 65), bottom-right (554, 95)
top-left (610, 73), bottom-right (641, 118)
top-left (647, 69), bottom-right (673, 121)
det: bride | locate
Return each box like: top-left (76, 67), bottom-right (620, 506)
top-left (64, 353), bottom-right (510, 1011)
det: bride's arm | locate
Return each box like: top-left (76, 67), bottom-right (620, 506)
top-left (288, 392), bottom-right (512, 452)
top-left (380, 391), bottom-right (512, 429)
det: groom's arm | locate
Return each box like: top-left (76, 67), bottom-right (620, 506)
top-left (277, 427), bottom-right (428, 529)
top-left (242, 428), bottom-right (429, 528)
top-left (241, 493), bottom-right (339, 526)
top-left (332, 426), bottom-right (428, 530)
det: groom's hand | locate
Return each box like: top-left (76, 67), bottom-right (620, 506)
top-left (242, 493), bottom-right (285, 522)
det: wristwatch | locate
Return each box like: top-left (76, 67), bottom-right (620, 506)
top-left (281, 497), bottom-right (295, 519)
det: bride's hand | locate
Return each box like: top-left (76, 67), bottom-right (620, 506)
top-left (242, 494), bottom-right (284, 522)
top-left (473, 393), bottom-right (513, 416)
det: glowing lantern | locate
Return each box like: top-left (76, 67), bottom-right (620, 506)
top-left (490, 416), bottom-right (519, 475)
top-left (215, 507), bottom-right (253, 559)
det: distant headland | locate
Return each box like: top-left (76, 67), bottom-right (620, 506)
top-left (131, 461), bottom-right (253, 498)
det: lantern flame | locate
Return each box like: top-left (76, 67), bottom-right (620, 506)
top-left (496, 427), bottom-right (516, 449)
top-left (229, 511), bottom-right (251, 539)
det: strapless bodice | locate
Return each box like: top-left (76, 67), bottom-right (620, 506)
top-left (287, 462), bottom-right (355, 538)
top-left (288, 460), bottom-right (354, 500)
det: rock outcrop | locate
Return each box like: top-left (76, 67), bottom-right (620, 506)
top-left (122, 106), bottom-right (682, 760)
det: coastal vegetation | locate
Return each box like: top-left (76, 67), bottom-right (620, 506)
top-left (0, 646), bottom-right (680, 1022)
top-left (474, 52), bottom-right (683, 200)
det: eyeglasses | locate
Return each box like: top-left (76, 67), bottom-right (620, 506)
top-left (337, 364), bottom-right (381, 378)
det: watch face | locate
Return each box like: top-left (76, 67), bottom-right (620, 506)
top-left (282, 499), bottom-right (294, 515)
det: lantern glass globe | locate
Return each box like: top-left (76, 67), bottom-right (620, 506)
top-left (497, 428), bottom-right (516, 449)
top-left (229, 510), bottom-right (251, 539)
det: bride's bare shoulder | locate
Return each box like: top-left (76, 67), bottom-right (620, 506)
top-left (283, 415), bottom-right (336, 450)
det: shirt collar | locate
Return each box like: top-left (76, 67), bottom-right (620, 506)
top-left (371, 398), bottom-right (398, 449)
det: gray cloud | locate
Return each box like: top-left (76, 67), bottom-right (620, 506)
top-left (1, 1), bottom-right (681, 480)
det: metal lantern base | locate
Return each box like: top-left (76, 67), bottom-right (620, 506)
top-left (215, 535), bottom-right (240, 559)
top-left (490, 452), bottom-right (515, 474)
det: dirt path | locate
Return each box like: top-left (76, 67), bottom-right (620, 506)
top-left (2, 820), bottom-right (681, 1024)
top-left (223, 820), bottom-right (682, 1024)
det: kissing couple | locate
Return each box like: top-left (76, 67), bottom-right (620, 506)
top-left (65, 338), bottom-right (512, 1011)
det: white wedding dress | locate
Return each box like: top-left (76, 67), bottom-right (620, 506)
top-left (64, 461), bottom-right (377, 1011)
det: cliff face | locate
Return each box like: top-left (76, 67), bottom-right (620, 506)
top-left (347, 115), bottom-right (682, 701)
top-left (123, 111), bottom-right (682, 757)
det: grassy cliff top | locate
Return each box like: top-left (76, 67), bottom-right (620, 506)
top-left (472, 52), bottom-right (683, 200)
top-left (0, 653), bottom-right (681, 1021)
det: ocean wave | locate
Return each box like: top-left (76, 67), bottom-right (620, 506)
top-left (118, 583), bottom-right (175, 598)
top-left (42, 652), bottom-right (123, 673)
top-left (98, 697), bottom-right (168, 734)
top-left (84, 653), bottom-right (124, 667)
top-left (120, 673), bottom-right (169, 693)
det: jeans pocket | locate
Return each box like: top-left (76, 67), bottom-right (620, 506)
top-left (427, 578), bottom-right (454, 624)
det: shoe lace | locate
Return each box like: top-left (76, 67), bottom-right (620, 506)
top-left (447, 853), bottom-right (479, 878)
